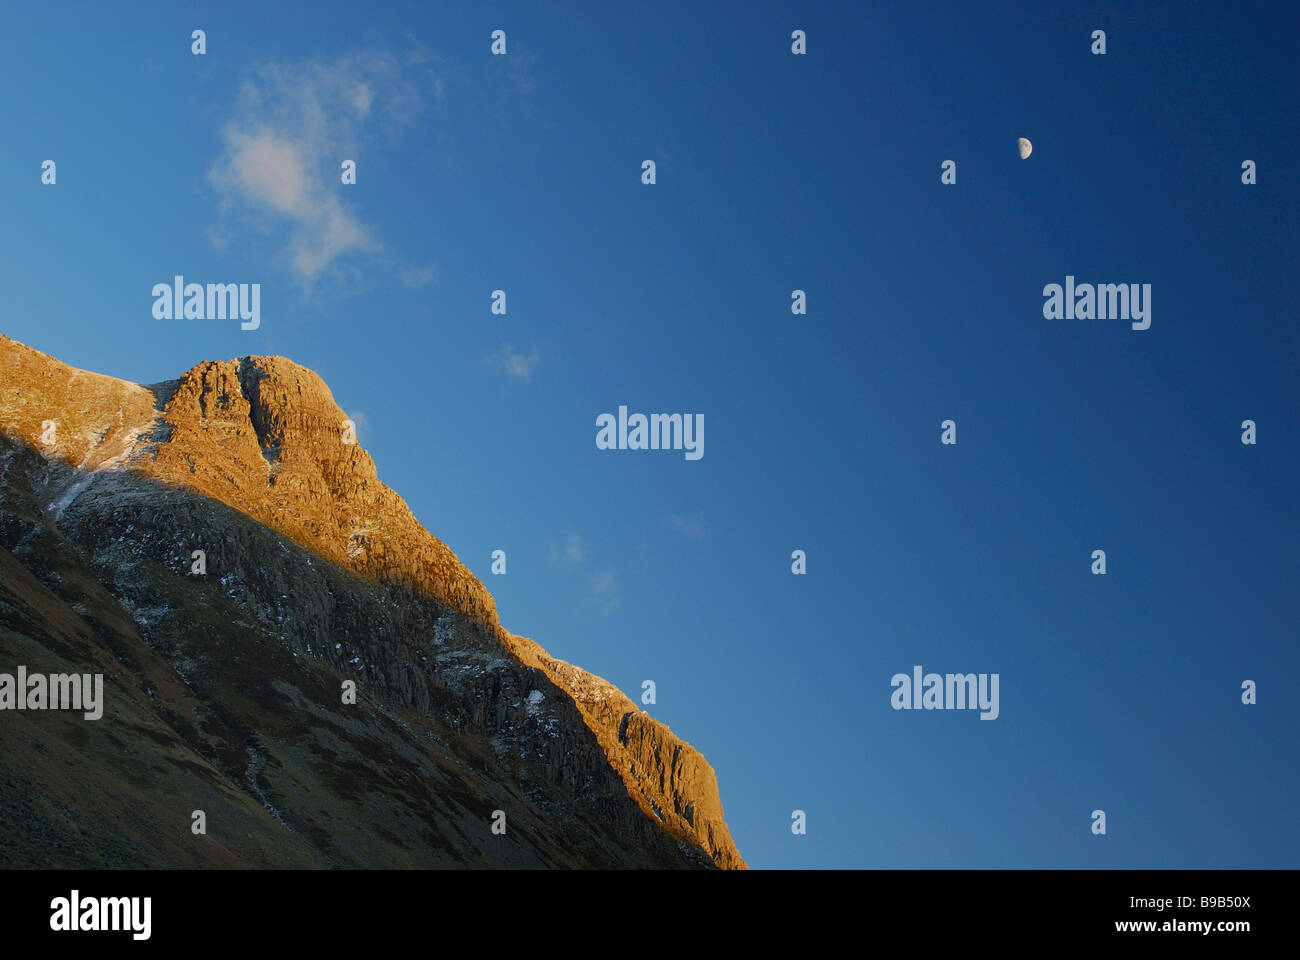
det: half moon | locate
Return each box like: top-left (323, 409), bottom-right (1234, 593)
top-left (1018, 137), bottom-right (1033, 159)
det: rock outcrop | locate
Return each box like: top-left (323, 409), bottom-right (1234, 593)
top-left (0, 333), bottom-right (744, 869)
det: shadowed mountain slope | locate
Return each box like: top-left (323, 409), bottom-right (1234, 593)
top-left (0, 333), bottom-right (744, 869)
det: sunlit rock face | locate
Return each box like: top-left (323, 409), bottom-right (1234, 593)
top-left (0, 333), bottom-right (745, 869)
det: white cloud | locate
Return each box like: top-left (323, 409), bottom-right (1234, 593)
top-left (346, 410), bottom-right (371, 442)
top-left (208, 50), bottom-right (432, 281)
top-left (224, 129), bottom-right (311, 215)
top-left (352, 82), bottom-right (373, 115)
top-left (548, 534), bottom-right (584, 569)
top-left (398, 263), bottom-right (438, 288)
top-left (547, 533), bottom-right (617, 616)
top-left (587, 570), bottom-right (619, 617)
top-left (666, 512), bottom-right (707, 540)
top-left (485, 345), bottom-right (539, 383)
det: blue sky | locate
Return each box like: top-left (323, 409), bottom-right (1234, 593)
top-left (2, 1), bottom-right (1297, 868)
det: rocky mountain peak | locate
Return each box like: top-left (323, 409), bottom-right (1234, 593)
top-left (0, 333), bottom-right (744, 869)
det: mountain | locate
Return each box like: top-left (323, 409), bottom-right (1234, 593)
top-left (0, 333), bottom-right (744, 869)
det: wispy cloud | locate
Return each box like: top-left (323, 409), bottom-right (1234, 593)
top-left (548, 534), bottom-right (584, 569)
top-left (208, 49), bottom-right (434, 282)
top-left (346, 410), bottom-right (370, 442)
top-left (665, 512), bottom-right (707, 540)
top-left (548, 533), bottom-right (618, 616)
top-left (507, 52), bottom-right (537, 97)
top-left (586, 570), bottom-right (619, 617)
top-left (484, 345), bottom-right (539, 383)
top-left (398, 263), bottom-right (438, 288)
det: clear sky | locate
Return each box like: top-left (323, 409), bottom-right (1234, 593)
top-left (2, 1), bottom-right (1297, 868)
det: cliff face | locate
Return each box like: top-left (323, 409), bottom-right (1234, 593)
top-left (0, 333), bottom-right (744, 869)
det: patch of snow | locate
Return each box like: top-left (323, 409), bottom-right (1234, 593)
top-left (49, 474), bottom-right (95, 521)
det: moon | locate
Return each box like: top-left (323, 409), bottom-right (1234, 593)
top-left (1018, 137), bottom-right (1033, 160)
